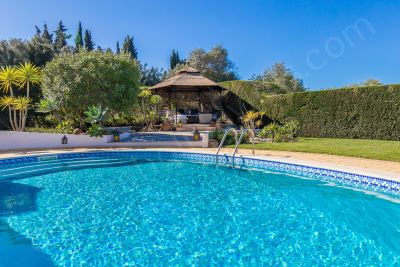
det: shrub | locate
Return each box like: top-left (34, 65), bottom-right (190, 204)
top-left (259, 123), bottom-right (280, 142)
top-left (259, 120), bottom-right (300, 142)
top-left (87, 124), bottom-right (105, 137)
top-left (41, 51), bottom-right (140, 128)
top-left (260, 84), bottom-right (400, 140)
top-left (55, 121), bottom-right (74, 134)
top-left (210, 129), bottom-right (237, 145)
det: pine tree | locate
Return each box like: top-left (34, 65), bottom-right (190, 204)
top-left (29, 23), bottom-right (55, 66)
top-left (122, 35), bottom-right (138, 59)
top-left (84, 30), bottom-right (95, 51)
top-left (54, 20), bottom-right (70, 52)
top-left (116, 41), bottom-right (120, 54)
top-left (74, 21), bottom-right (83, 49)
top-left (41, 23), bottom-right (53, 44)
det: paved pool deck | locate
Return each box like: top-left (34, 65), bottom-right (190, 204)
top-left (1, 147), bottom-right (399, 182)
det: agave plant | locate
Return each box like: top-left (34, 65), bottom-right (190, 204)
top-left (36, 98), bottom-right (59, 113)
top-left (84, 105), bottom-right (108, 126)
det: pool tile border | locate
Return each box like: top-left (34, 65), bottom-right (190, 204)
top-left (1, 151), bottom-right (399, 197)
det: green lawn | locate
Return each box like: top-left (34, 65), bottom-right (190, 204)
top-left (231, 138), bottom-right (400, 162)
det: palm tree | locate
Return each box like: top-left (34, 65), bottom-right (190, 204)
top-left (15, 63), bottom-right (40, 131)
top-left (0, 66), bottom-right (18, 96)
top-left (12, 96), bottom-right (32, 131)
top-left (15, 62), bottom-right (41, 99)
top-left (0, 66), bottom-right (19, 130)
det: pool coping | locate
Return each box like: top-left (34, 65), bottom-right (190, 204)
top-left (1, 149), bottom-right (400, 198)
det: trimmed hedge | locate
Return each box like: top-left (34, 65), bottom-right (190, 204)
top-left (220, 80), bottom-right (284, 123)
top-left (260, 84), bottom-right (400, 140)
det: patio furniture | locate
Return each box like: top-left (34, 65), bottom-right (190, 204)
top-left (187, 109), bottom-right (199, 123)
top-left (199, 113), bottom-right (213, 124)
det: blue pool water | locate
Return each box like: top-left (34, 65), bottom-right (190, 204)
top-left (1, 158), bottom-right (400, 266)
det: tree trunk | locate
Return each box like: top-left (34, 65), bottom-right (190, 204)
top-left (8, 107), bottom-right (15, 131)
top-left (12, 108), bottom-right (19, 131)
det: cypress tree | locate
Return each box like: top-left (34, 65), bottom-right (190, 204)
top-left (170, 49), bottom-right (182, 70)
top-left (74, 21), bottom-right (83, 49)
top-left (84, 30), bottom-right (95, 51)
top-left (54, 20), bottom-right (70, 52)
top-left (116, 41), bottom-right (120, 54)
top-left (122, 35), bottom-right (138, 59)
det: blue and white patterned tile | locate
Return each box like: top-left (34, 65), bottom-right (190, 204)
top-left (1, 151), bottom-right (400, 197)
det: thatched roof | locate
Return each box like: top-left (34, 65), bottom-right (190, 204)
top-left (148, 66), bottom-right (226, 92)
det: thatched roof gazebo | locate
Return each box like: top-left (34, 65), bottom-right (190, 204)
top-left (148, 66), bottom-right (226, 125)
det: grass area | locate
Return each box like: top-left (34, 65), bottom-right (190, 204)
top-left (231, 138), bottom-right (400, 162)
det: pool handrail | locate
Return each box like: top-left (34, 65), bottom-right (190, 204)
top-left (215, 128), bottom-right (238, 164)
top-left (232, 128), bottom-right (255, 165)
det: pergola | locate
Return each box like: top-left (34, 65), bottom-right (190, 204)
top-left (148, 66), bottom-right (226, 124)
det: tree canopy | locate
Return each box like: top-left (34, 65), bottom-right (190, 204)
top-left (41, 51), bottom-right (140, 127)
top-left (74, 22), bottom-right (83, 49)
top-left (186, 45), bottom-right (239, 82)
top-left (348, 79), bottom-right (383, 87)
top-left (169, 49), bottom-right (184, 70)
top-left (252, 62), bottom-right (306, 92)
top-left (122, 35), bottom-right (138, 60)
top-left (54, 20), bottom-right (71, 52)
top-left (84, 30), bottom-right (95, 51)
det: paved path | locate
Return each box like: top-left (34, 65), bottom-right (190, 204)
top-left (0, 147), bottom-right (399, 181)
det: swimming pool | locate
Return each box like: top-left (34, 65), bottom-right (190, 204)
top-left (1, 151), bottom-right (400, 266)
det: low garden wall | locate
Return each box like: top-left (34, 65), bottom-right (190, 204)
top-left (0, 131), bottom-right (209, 150)
top-left (0, 131), bottom-right (130, 151)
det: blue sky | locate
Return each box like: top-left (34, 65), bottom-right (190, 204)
top-left (1, 0), bottom-right (399, 89)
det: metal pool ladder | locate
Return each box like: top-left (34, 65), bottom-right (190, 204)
top-left (216, 128), bottom-right (255, 165)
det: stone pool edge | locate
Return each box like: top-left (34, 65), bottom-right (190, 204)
top-left (1, 150), bottom-right (400, 198)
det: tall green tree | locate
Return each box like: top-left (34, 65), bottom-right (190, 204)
top-left (140, 64), bottom-right (164, 86)
top-left (0, 39), bottom-right (30, 66)
top-left (251, 62), bottom-right (306, 92)
top-left (28, 23), bottom-right (55, 66)
top-left (116, 41), bottom-right (120, 54)
top-left (84, 30), bottom-right (95, 51)
top-left (74, 21), bottom-right (83, 49)
top-left (169, 49), bottom-right (183, 70)
top-left (186, 45), bottom-right (239, 82)
top-left (41, 23), bottom-right (53, 44)
top-left (122, 35), bottom-right (138, 59)
top-left (41, 51), bottom-right (140, 128)
top-left (54, 20), bottom-right (70, 52)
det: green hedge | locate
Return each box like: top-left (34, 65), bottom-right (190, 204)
top-left (220, 80), bottom-right (285, 123)
top-left (260, 84), bottom-right (400, 140)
